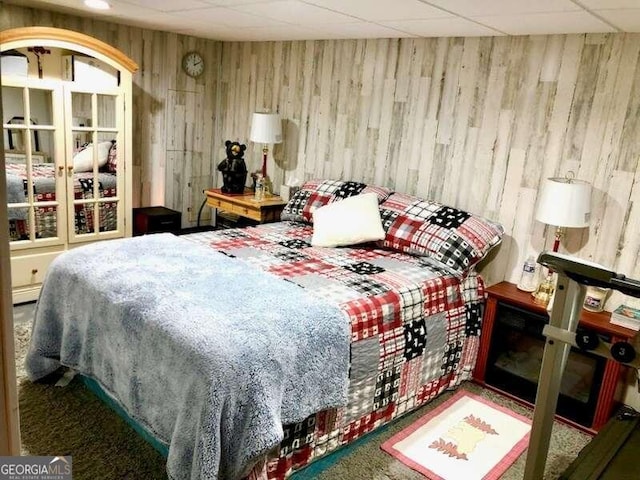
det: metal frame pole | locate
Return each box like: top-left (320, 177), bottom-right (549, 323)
top-left (523, 275), bottom-right (587, 479)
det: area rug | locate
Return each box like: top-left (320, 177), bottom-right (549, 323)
top-left (381, 390), bottom-right (531, 480)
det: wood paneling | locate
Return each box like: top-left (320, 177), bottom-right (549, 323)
top-left (2, 4), bottom-right (221, 228)
top-left (4, 3), bottom-right (637, 300)
top-left (218, 35), bottom-right (640, 306)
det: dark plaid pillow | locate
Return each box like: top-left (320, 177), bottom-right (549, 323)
top-left (378, 192), bottom-right (503, 274)
top-left (106, 141), bottom-right (117, 173)
top-left (281, 179), bottom-right (392, 223)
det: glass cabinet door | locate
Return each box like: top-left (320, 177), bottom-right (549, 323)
top-left (65, 87), bottom-right (124, 242)
top-left (3, 79), bottom-right (66, 249)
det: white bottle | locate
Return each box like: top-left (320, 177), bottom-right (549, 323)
top-left (517, 256), bottom-right (538, 292)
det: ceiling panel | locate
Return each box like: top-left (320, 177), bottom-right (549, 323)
top-left (303, 0), bottom-right (451, 21)
top-left (578, 0), bottom-right (640, 8)
top-left (8, 0), bottom-right (640, 41)
top-left (213, 24), bottom-right (328, 41)
top-left (594, 9), bottom-right (640, 32)
top-left (473, 11), bottom-right (617, 35)
top-left (173, 6), bottom-right (287, 28)
top-left (201, 0), bottom-right (281, 5)
top-left (120, 0), bottom-right (213, 12)
top-left (381, 17), bottom-right (504, 37)
top-left (232, 1), bottom-right (359, 25)
top-left (310, 22), bottom-right (417, 39)
top-left (423, 0), bottom-right (581, 16)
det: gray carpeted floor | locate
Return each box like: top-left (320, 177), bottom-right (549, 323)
top-left (13, 302), bottom-right (591, 479)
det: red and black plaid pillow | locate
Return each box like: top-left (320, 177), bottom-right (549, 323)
top-left (378, 192), bottom-right (503, 274)
top-left (281, 179), bottom-right (392, 223)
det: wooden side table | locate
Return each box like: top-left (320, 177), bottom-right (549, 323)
top-left (205, 189), bottom-right (286, 224)
top-left (474, 281), bottom-right (637, 432)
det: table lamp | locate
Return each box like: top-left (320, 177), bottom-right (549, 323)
top-left (249, 112), bottom-right (282, 179)
top-left (532, 175), bottom-right (592, 305)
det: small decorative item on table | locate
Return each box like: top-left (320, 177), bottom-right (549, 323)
top-left (610, 304), bottom-right (640, 330)
top-left (583, 286), bottom-right (609, 312)
top-left (517, 256), bottom-right (538, 292)
top-left (217, 140), bottom-right (247, 194)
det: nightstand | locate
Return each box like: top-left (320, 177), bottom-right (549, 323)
top-left (205, 189), bottom-right (286, 224)
top-left (474, 281), bottom-right (637, 432)
top-left (133, 206), bottom-right (181, 236)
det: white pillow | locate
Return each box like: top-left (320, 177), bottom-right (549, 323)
top-left (311, 192), bottom-right (386, 247)
top-left (73, 141), bottom-right (112, 172)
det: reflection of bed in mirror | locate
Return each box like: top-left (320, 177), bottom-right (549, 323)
top-left (6, 142), bottom-right (118, 241)
top-left (4, 151), bottom-right (47, 164)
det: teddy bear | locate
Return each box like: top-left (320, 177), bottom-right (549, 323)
top-left (217, 140), bottom-right (248, 194)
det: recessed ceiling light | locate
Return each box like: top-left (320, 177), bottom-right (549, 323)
top-left (84, 0), bottom-right (111, 10)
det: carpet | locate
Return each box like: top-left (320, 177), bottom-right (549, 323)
top-left (381, 390), bottom-right (531, 480)
top-left (13, 303), bottom-right (591, 479)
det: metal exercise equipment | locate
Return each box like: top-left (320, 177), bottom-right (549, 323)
top-left (523, 251), bottom-right (640, 480)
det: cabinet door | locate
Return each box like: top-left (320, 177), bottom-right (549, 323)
top-left (3, 78), bottom-right (67, 249)
top-left (65, 86), bottom-right (125, 243)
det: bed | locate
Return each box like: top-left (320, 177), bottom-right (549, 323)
top-left (6, 156), bottom-right (117, 241)
top-left (25, 180), bottom-right (504, 480)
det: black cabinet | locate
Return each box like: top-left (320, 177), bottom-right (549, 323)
top-left (133, 206), bottom-right (181, 236)
top-left (485, 302), bottom-right (607, 427)
top-left (474, 282), bottom-right (637, 432)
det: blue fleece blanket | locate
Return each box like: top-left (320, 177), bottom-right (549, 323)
top-left (6, 174), bottom-right (28, 220)
top-left (25, 234), bottom-right (350, 480)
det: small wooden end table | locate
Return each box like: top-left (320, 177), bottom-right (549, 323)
top-left (205, 189), bottom-right (286, 224)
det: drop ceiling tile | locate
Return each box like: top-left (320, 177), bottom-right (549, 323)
top-left (201, 0), bottom-right (280, 5)
top-left (173, 6), bottom-right (287, 28)
top-left (579, 0), bottom-right (640, 8)
top-left (232, 0), bottom-right (358, 25)
top-left (594, 9), bottom-right (640, 32)
top-left (381, 17), bottom-right (504, 37)
top-left (424, 0), bottom-right (581, 16)
top-left (472, 11), bottom-right (617, 35)
top-left (119, 0), bottom-right (214, 12)
top-left (303, 0), bottom-right (451, 21)
top-left (218, 26), bottom-right (333, 41)
top-left (170, 25), bottom-right (237, 40)
top-left (311, 22), bottom-right (417, 39)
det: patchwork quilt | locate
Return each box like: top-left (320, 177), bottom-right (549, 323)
top-left (183, 221), bottom-right (487, 479)
top-left (6, 162), bottom-right (118, 240)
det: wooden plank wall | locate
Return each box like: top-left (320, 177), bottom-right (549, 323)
top-left (1, 3), bottom-right (222, 227)
top-left (3, 5), bottom-right (639, 303)
top-left (219, 35), bottom-right (640, 307)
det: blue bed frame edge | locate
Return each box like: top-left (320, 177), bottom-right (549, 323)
top-left (79, 373), bottom-right (394, 478)
top-left (79, 375), bottom-right (170, 458)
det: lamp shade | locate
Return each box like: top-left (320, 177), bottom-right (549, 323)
top-left (535, 177), bottom-right (591, 228)
top-left (250, 113), bottom-right (282, 144)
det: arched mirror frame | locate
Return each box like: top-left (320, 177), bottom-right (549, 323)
top-left (0, 26), bottom-right (138, 455)
top-left (0, 27), bottom-right (138, 239)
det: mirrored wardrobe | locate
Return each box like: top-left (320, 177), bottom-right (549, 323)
top-left (1, 27), bottom-right (137, 303)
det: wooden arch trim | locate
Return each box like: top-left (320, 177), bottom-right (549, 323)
top-left (0, 26), bottom-right (138, 73)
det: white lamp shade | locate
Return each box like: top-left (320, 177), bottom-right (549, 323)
top-left (535, 177), bottom-right (592, 228)
top-left (250, 113), bottom-right (282, 144)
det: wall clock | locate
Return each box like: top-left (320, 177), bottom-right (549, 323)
top-left (182, 51), bottom-right (204, 78)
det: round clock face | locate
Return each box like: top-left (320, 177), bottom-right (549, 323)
top-left (182, 51), bottom-right (204, 78)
